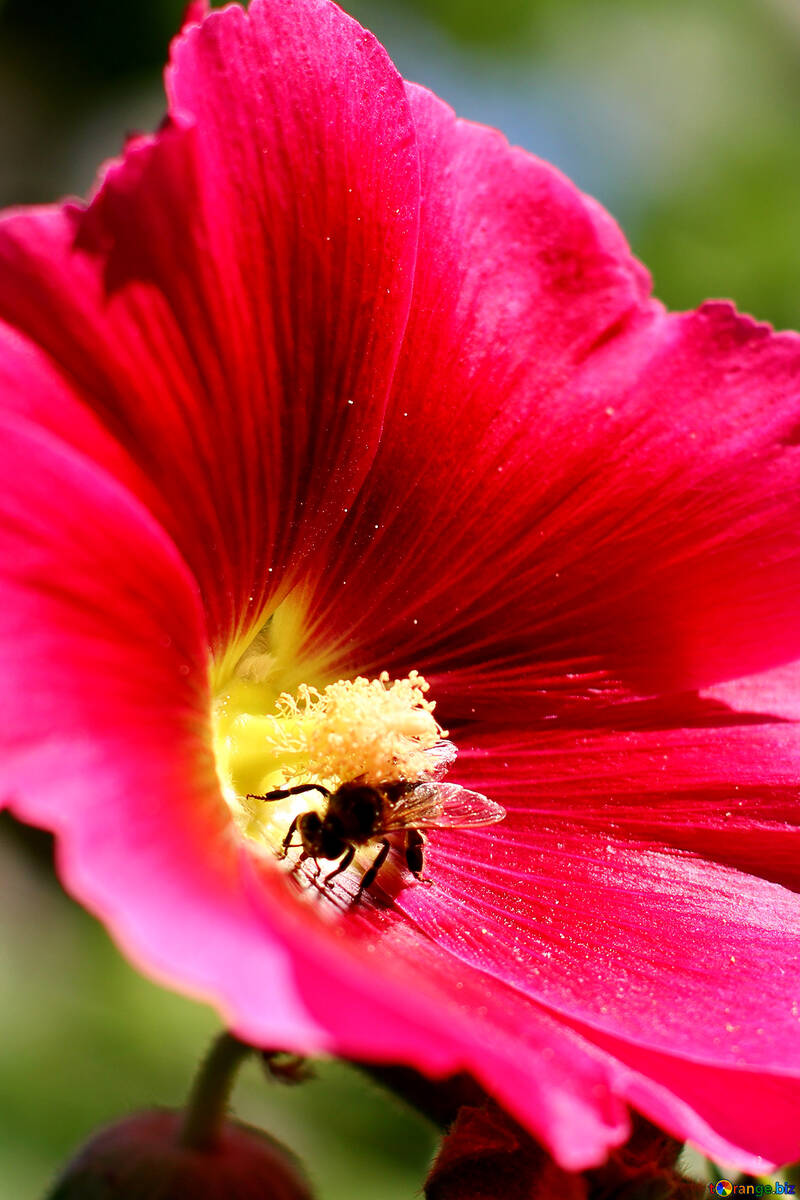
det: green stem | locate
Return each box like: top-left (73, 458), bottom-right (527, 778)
top-left (178, 1032), bottom-right (252, 1151)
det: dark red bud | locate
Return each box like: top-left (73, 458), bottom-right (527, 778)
top-left (425, 1102), bottom-right (587, 1200)
top-left (425, 1103), bottom-right (705, 1200)
top-left (46, 1108), bottom-right (314, 1200)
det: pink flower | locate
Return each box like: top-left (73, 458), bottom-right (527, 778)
top-left (2, 0), bottom-right (800, 1173)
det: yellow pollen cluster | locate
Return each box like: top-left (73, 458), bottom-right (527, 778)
top-left (265, 670), bottom-right (445, 786)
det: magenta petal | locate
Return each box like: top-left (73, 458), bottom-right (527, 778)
top-left (0, 0), bottom-right (421, 653)
top-left (0, 404), bottom-right (636, 1167)
top-left (238, 707), bottom-right (800, 1168)
top-left (401, 826), bottom-right (800, 1076)
top-left (0, 411), bottom-right (206, 762)
top-left (0, 404), bottom-right (494, 1066)
top-left (286, 126), bottom-right (800, 707)
top-left (450, 700), bottom-right (800, 889)
top-left (240, 855), bottom-right (636, 1168)
top-left (579, 1029), bottom-right (800, 1173)
top-left (0, 409), bottom-right (332, 1048)
top-left (360, 720), bottom-right (800, 1164)
top-left (588, 305), bottom-right (800, 694)
top-left (285, 84), bottom-right (656, 702)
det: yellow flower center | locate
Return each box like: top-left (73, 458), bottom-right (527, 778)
top-left (213, 653), bottom-right (446, 858)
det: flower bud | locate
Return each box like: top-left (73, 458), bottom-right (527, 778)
top-left (46, 1108), bottom-right (314, 1200)
top-left (425, 1103), bottom-right (704, 1200)
top-left (425, 1102), bottom-right (586, 1200)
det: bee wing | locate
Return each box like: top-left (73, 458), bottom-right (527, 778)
top-left (381, 782), bottom-right (506, 831)
top-left (422, 739), bottom-right (458, 781)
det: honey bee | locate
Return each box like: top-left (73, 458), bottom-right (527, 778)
top-left (248, 742), bottom-right (505, 899)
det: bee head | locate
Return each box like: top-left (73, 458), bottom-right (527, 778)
top-left (298, 809), bottom-right (346, 861)
top-left (297, 810), bottom-right (325, 855)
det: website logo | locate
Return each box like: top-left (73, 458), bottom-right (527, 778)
top-left (708, 1184), bottom-right (796, 1197)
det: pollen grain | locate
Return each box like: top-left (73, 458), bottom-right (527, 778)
top-left (264, 671), bottom-right (445, 787)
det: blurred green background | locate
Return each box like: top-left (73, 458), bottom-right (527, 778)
top-left (1, 0), bottom-right (799, 1196)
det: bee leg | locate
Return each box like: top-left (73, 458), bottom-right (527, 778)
top-left (248, 783), bottom-right (332, 802)
top-left (405, 829), bottom-right (425, 876)
top-left (405, 830), bottom-right (434, 886)
top-left (324, 845), bottom-right (355, 886)
top-left (278, 816), bottom-right (300, 860)
top-left (356, 838), bottom-right (391, 899)
top-left (309, 859), bottom-right (326, 888)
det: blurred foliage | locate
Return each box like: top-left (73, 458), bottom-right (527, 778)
top-left (2, 0), bottom-right (186, 79)
top-left (524, 0), bottom-right (800, 327)
top-left (0, 816), bottom-right (436, 1199)
top-left (2, 0), bottom-right (800, 1194)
